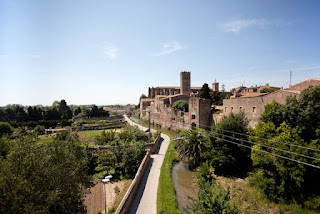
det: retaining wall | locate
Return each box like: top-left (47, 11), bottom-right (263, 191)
top-left (145, 133), bottom-right (162, 154)
top-left (115, 133), bottom-right (162, 214)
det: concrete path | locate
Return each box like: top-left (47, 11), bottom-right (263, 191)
top-left (124, 115), bottom-right (170, 214)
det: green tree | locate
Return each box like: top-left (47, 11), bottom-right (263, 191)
top-left (176, 129), bottom-right (207, 168)
top-left (0, 132), bottom-right (89, 213)
top-left (74, 107), bottom-right (81, 116)
top-left (95, 130), bottom-right (116, 145)
top-left (198, 83), bottom-right (212, 103)
top-left (34, 125), bottom-right (45, 135)
top-left (260, 100), bottom-right (285, 127)
top-left (204, 112), bottom-right (251, 175)
top-left (0, 122), bottom-right (13, 137)
top-left (96, 149), bottom-right (116, 175)
top-left (249, 122), bottom-right (311, 202)
top-left (172, 100), bottom-right (189, 112)
top-left (59, 99), bottom-right (72, 120)
top-left (120, 140), bottom-right (146, 178)
top-left (249, 86), bottom-right (320, 204)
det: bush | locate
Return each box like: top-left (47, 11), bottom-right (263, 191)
top-left (114, 186), bottom-right (120, 194)
top-left (34, 125), bottom-right (45, 135)
top-left (0, 122), bottom-right (13, 137)
top-left (172, 100), bottom-right (189, 112)
top-left (260, 88), bottom-right (275, 93)
top-left (186, 179), bottom-right (240, 214)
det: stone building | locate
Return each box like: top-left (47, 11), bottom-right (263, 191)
top-left (230, 84), bottom-right (281, 98)
top-left (140, 71), bottom-right (213, 130)
top-left (222, 78), bottom-right (320, 127)
top-left (148, 72), bottom-right (219, 98)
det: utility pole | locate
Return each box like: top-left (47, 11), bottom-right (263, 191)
top-left (289, 70), bottom-right (292, 87)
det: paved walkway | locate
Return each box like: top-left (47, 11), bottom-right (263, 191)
top-left (124, 115), bottom-right (170, 214)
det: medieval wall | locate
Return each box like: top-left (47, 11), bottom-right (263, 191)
top-left (223, 90), bottom-right (300, 127)
top-left (289, 79), bottom-right (320, 91)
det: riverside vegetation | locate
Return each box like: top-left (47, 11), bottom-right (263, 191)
top-left (175, 85), bottom-right (320, 213)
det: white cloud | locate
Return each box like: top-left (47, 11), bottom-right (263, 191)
top-left (223, 18), bottom-right (267, 33)
top-left (223, 18), bottom-right (292, 33)
top-left (223, 19), bottom-right (268, 33)
top-left (155, 41), bottom-right (185, 56)
top-left (103, 44), bottom-right (118, 60)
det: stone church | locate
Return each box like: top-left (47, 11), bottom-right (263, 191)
top-left (140, 72), bottom-right (216, 130)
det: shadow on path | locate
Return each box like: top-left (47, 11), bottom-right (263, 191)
top-left (128, 158), bottom-right (154, 214)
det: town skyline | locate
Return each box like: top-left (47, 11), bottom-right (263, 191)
top-left (1, 0), bottom-right (320, 106)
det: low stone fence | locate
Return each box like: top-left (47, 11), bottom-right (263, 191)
top-left (145, 133), bottom-right (162, 154)
top-left (115, 149), bottom-right (151, 214)
top-left (115, 133), bottom-right (162, 214)
top-left (45, 121), bottom-right (126, 134)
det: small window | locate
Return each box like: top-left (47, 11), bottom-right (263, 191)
top-left (240, 107), bottom-right (242, 111)
top-left (253, 107), bottom-right (256, 113)
top-left (172, 117), bottom-right (175, 121)
top-left (192, 115), bottom-right (196, 119)
top-left (231, 107), bottom-right (233, 112)
top-left (253, 88), bottom-right (257, 92)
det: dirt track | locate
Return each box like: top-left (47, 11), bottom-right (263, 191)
top-left (84, 180), bottom-right (125, 214)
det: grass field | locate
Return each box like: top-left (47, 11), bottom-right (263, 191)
top-left (79, 128), bottom-right (122, 144)
top-left (37, 134), bottom-right (54, 144)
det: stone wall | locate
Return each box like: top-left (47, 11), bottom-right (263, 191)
top-left (213, 113), bottom-right (224, 125)
top-left (289, 78), bottom-right (320, 91)
top-left (115, 133), bottom-right (163, 214)
top-left (223, 90), bottom-right (300, 127)
top-left (115, 150), bottom-right (151, 214)
top-left (144, 133), bottom-right (162, 154)
top-left (140, 97), bottom-right (211, 130)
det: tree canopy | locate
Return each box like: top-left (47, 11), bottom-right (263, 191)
top-left (198, 83), bottom-right (212, 103)
top-left (172, 100), bottom-right (189, 112)
top-left (0, 132), bottom-right (89, 213)
top-left (249, 86), bottom-right (320, 204)
top-left (204, 112), bottom-right (251, 175)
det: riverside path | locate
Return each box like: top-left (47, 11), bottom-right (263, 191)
top-left (123, 115), bottom-right (170, 214)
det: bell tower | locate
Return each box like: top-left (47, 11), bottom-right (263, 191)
top-left (180, 71), bottom-right (191, 95)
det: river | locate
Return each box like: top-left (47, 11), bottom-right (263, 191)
top-left (172, 162), bottom-right (198, 213)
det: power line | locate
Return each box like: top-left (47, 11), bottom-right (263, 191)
top-left (211, 130), bottom-right (320, 162)
top-left (213, 136), bottom-right (320, 170)
top-left (192, 121), bottom-right (320, 152)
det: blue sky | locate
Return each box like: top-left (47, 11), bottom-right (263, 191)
top-left (1, 0), bottom-right (320, 106)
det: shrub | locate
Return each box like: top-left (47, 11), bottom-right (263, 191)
top-left (34, 125), bottom-right (45, 135)
top-left (0, 122), bottom-right (13, 137)
top-left (172, 100), bottom-right (189, 112)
